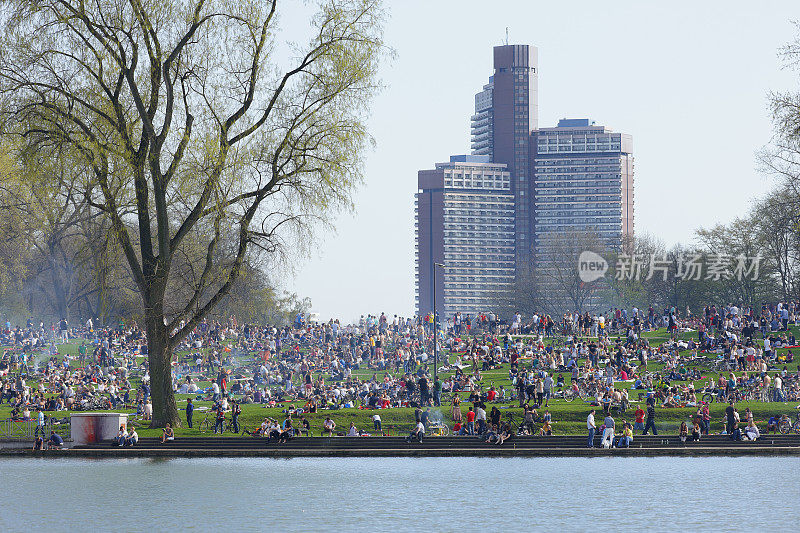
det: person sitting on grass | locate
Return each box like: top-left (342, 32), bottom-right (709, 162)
top-left (301, 417), bottom-right (312, 437)
top-left (539, 420), bottom-right (552, 436)
top-left (253, 418), bottom-right (269, 437)
top-left (47, 431), bottom-right (64, 449)
top-left (161, 423), bottom-right (174, 443)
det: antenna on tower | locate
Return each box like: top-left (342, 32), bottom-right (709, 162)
top-left (505, 27), bottom-right (509, 45)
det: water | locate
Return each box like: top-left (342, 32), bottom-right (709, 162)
top-left (1, 457), bottom-right (797, 532)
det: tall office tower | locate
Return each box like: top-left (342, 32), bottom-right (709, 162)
top-left (532, 119), bottom-right (634, 248)
top-left (415, 155), bottom-right (515, 317)
top-left (487, 44), bottom-right (538, 270)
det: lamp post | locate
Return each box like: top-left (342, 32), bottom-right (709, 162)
top-left (433, 262), bottom-right (444, 384)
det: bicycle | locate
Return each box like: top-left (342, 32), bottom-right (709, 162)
top-left (778, 409), bottom-right (800, 434)
top-left (504, 412), bottom-right (532, 436)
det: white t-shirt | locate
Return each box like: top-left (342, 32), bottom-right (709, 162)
top-left (587, 413), bottom-right (595, 429)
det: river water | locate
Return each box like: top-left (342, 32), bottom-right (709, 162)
top-left (1, 457), bottom-right (797, 531)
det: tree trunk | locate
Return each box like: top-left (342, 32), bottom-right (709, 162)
top-left (50, 255), bottom-right (69, 320)
top-left (146, 314), bottom-right (180, 428)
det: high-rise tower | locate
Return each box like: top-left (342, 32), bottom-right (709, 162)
top-left (488, 45), bottom-right (538, 270)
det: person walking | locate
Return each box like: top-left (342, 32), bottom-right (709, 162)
top-left (185, 398), bottom-right (194, 429)
top-left (587, 409), bottom-right (597, 448)
top-left (643, 400), bottom-right (658, 435)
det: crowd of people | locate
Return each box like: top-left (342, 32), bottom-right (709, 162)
top-left (0, 299), bottom-right (797, 446)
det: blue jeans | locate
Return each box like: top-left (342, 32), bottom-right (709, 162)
top-left (587, 427), bottom-right (596, 447)
top-left (617, 436), bottom-right (631, 448)
top-left (467, 421), bottom-right (475, 435)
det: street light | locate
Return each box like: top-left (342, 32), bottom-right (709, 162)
top-left (433, 262), bottom-right (445, 387)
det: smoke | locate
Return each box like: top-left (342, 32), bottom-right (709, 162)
top-left (427, 408), bottom-right (445, 425)
top-left (30, 352), bottom-right (50, 373)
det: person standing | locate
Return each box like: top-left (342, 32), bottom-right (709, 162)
top-left (700, 402), bottom-right (710, 435)
top-left (543, 373), bottom-right (553, 407)
top-left (433, 376), bottom-right (442, 407)
top-left (725, 400), bottom-right (736, 438)
top-left (35, 409), bottom-right (45, 438)
top-left (451, 394), bottom-right (462, 422)
top-left (213, 402), bottom-right (225, 434)
top-left (633, 405), bottom-right (645, 431)
top-left (587, 409), bottom-right (597, 448)
top-left (602, 414), bottom-right (615, 448)
top-left (185, 398), bottom-right (194, 429)
top-left (475, 403), bottom-right (487, 435)
top-left (466, 406), bottom-right (476, 435)
top-left (230, 400), bottom-right (241, 434)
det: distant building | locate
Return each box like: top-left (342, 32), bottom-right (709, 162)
top-left (532, 119), bottom-right (634, 248)
top-left (415, 155), bottom-right (515, 317)
top-left (471, 44), bottom-right (538, 270)
top-left (470, 79), bottom-right (493, 157)
top-left (415, 44), bottom-right (634, 318)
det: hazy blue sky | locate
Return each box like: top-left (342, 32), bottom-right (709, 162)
top-left (285, 1), bottom-right (800, 322)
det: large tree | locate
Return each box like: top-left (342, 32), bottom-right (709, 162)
top-left (0, 0), bottom-right (386, 426)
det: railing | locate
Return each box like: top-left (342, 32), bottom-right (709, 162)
top-left (0, 417), bottom-right (71, 441)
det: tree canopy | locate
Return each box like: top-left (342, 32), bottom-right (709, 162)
top-left (0, 0), bottom-right (387, 426)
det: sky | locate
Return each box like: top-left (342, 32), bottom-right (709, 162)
top-left (284, 0), bottom-right (800, 322)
